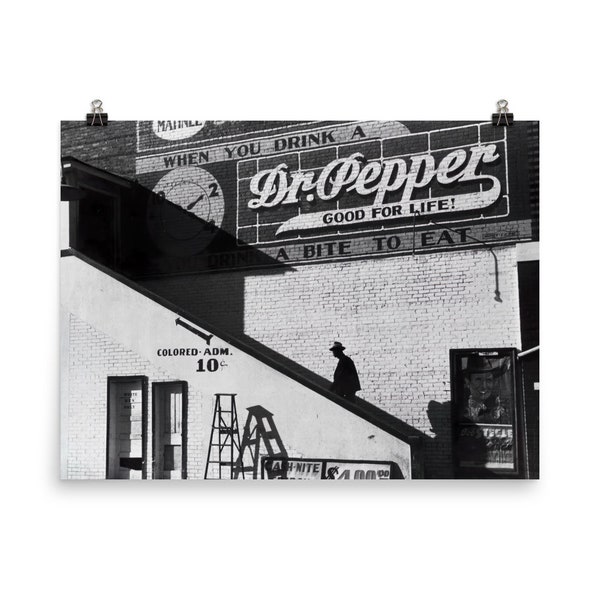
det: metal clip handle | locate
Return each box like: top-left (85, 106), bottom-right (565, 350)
top-left (87, 99), bottom-right (108, 126)
top-left (492, 99), bottom-right (513, 127)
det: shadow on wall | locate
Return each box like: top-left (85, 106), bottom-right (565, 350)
top-left (62, 158), bottom-right (293, 336)
top-left (427, 400), bottom-right (507, 479)
top-left (142, 258), bottom-right (432, 467)
top-left (426, 401), bottom-right (454, 478)
top-left (63, 160), bottom-right (439, 475)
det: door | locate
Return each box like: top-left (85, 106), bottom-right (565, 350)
top-left (153, 382), bottom-right (187, 479)
top-left (107, 377), bottom-right (146, 479)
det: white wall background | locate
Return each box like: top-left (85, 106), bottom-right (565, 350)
top-left (0, 1), bottom-right (596, 599)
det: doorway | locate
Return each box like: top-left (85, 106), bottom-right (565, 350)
top-left (107, 377), bottom-right (147, 479)
top-left (152, 382), bottom-right (188, 479)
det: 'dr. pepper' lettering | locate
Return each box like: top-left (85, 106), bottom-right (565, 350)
top-left (247, 145), bottom-right (500, 210)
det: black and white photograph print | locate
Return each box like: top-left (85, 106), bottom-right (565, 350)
top-left (60, 119), bottom-right (539, 480)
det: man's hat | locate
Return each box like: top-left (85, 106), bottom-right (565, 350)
top-left (329, 341), bottom-right (346, 351)
top-left (463, 355), bottom-right (505, 377)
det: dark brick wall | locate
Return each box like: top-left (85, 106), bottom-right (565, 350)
top-left (61, 121), bottom-right (136, 179)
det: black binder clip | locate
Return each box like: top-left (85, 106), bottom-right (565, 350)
top-left (86, 99), bottom-right (108, 126)
top-left (492, 99), bottom-right (513, 126)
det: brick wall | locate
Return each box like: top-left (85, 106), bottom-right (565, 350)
top-left (65, 313), bottom-right (204, 479)
top-left (61, 121), bottom-right (136, 179)
top-left (62, 255), bottom-right (414, 480)
top-left (144, 245), bottom-right (521, 478)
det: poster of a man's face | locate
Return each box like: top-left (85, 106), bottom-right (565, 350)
top-left (451, 349), bottom-right (520, 477)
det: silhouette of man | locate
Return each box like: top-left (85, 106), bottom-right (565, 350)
top-left (329, 341), bottom-right (361, 400)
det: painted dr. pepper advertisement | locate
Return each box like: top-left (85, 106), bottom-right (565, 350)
top-left (133, 120), bottom-right (532, 275)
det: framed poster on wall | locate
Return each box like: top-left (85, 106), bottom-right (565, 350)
top-left (450, 348), bottom-right (524, 478)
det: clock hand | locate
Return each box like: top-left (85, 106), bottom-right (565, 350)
top-left (186, 194), bottom-right (204, 210)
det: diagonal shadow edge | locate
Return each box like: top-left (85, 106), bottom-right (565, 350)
top-left (62, 248), bottom-right (428, 451)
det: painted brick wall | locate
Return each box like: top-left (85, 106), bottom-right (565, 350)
top-left (61, 121), bottom-right (318, 180)
top-left (65, 313), bottom-right (204, 479)
top-left (62, 255), bottom-right (415, 480)
top-left (144, 245), bottom-right (521, 478)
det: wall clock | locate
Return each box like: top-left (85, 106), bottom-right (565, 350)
top-left (147, 166), bottom-right (225, 256)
